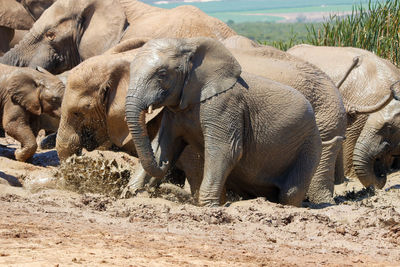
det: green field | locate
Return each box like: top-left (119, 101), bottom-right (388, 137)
top-left (228, 22), bottom-right (319, 49)
top-left (210, 5), bottom-right (355, 23)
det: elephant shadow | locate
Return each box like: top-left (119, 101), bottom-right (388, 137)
top-left (0, 171), bottom-right (22, 187)
top-left (385, 184), bottom-right (400, 192)
top-left (0, 144), bottom-right (59, 167)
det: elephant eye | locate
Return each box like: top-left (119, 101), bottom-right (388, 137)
top-left (157, 69), bottom-right (168, 80)
top-left (45, 31), bottom-right (56, 41)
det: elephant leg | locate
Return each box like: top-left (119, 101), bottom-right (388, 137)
top-left (199, 143), bottom-right (241, 207)
top-left (343, 114), bottom-right (369, 179)
top-left (306, 136), bottom-right (344, 204)
top-left (279, 132), bottom-right (323, 206)
top-left (4, 120), bottom-right (37, 162)
top-left (334, 146), bottom-right (345, 184)
top-left (176, 146), bottom-right (204, 198)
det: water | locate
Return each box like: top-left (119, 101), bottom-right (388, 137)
top-left (145, 0), bottom-right (381, 22)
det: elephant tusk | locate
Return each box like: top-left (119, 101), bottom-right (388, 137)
top-left (148, 105), bottom-right (153, 114)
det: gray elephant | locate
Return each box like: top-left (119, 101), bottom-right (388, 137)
top-left (0, 0), bottom-right (235, 74)
top-left (221, 35), bottom-right (348, 204)
top-left (124, 37), bottom-right (322, 207)
top-left (0, 64), bottom-right (64, 161)
top-left (0, 0), bottom-right (54, 55)
top-left (288, 45), bottom-right (400, 188)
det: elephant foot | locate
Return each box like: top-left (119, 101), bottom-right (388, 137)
top-left (120, 184), bottom-right (145, 198)
top-left (198, 195), bottom-right (221, 207)
top-left (199, 199), bottom-right (220, 207)
top-left (15, 147), bottom-right (36, 162)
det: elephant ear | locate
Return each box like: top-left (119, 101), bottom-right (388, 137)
top-left (0, 0), bottom-right (34, 30)
top-left (8, 69), bottom-right (42, 116)
top-left (178, 37), bottom-right (242, 110)
top-left (78, 0), bottom-right (128, 60)
top-left (98, 58), bottom-right (131, 147)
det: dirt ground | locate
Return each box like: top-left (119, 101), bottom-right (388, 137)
top-left (1, 137), bottom-right (400, 266)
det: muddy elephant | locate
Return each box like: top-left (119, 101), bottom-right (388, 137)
top-left (216, 35), bottom-right (346, 204)
top-left (0, 0), bottom-right (236, 74)
top-left (124, 37), bottom-right (322, 207)
top-left (288, 45), bottom-right (400, 189)
top-left (0, 0), bottom-right (54, 56)
top-left (55, 38), bottom-right (164, 161)
top-left (0, 64), bottom-right (64, 161)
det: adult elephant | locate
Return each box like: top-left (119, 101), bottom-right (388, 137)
top-left (0, 64), bottom-right (64, 161)
top-left (0, 0), bottom-right (54, 55)
top-left (288, 45), bottom-right (400, 189)
top-left (220, 35), bottom-right (347, 204)
top-left (0, 0), bottom-right (236, 74)
top-left (125, 37), bottom-right (322, 207)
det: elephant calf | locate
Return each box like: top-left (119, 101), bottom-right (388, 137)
top-left (0, 64), bottom-right (64, 161)
top-left (124, 37), bottom-right (322, 206)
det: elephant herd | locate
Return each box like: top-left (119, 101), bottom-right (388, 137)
top-left (1, 0), bottom-right (400, 207)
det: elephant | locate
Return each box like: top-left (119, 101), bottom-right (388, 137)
top-left (218, 35), bottom-right (347, 204)
top-left (0, 0), bottom-right (54, 55)
top-left (124, 37), bottom-right (322, 207)
top-left (0, 63), bottom-right (64, 161)
top-left (288, 45), bottom-right (400, 189)
top-left (0, 0), bottom-right (236, 74)
top-left (55, 38), bottom-right (163, 160)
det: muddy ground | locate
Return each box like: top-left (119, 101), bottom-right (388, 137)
top-left (1, 136), bottom-right (400, 266)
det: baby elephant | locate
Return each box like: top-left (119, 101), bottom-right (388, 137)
top-left (125, 37), bottom-right (322, 206)
top-left (0, 64), bottom-right (64, 161)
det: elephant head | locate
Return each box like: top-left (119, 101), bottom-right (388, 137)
top-left (125, 37), bottom-right (241, 178)
top-left (353, 99), bottom-right (400, 189)
top-left (56, 55), bottom-right (132, 161)
top-left (1, 0), bottom-right (127, 74)
top-left (6, 66), bottom-right (64, 117)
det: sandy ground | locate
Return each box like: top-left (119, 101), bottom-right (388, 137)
top-left (1, 137), bottom-right (400, 266)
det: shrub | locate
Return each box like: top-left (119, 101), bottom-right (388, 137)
top-left (307, 0), bottom-right (400, 65)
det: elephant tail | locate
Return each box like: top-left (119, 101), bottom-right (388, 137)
top-left (336, 56), bottom-right (360, 89)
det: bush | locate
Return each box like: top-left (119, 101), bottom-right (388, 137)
top-left (230, 22), bottom-right (315, 50)
top-left (307, 0), bottom-right (400, 65)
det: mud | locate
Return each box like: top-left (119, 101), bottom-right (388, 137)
top-left (1, 137), bottom-right (400, 266)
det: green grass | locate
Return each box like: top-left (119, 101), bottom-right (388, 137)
top-left (230, 22), bottom-right (319, 50)
top-left (307, 0), bottom-right (400, 65)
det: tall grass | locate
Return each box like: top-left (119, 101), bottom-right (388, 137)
top-left (307, 0), bottom-right (400, 65)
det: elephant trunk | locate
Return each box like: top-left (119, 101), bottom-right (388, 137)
top-left (125, 95), bottom-right (166, 179)
top-left (56, 117), bottom-right (81, 161)
top-left (353, 131), bottom-right (389, 189)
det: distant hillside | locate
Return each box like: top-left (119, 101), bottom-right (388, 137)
top-left (141, 0), bottom-right (381, 23)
